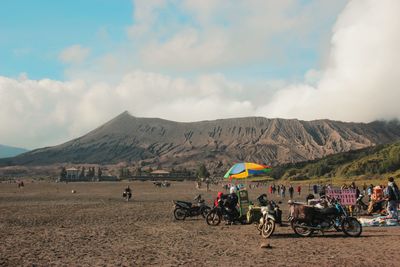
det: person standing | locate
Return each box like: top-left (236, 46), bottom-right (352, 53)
top-left (313, 184), bottom-right (318, 195)
top-left (297, 185), bottom-right (301, 196)
top-left (386, 177), bottom-right (400, 219)
top-left (288, 185), bottom-right (294, 199)
top-left (363, 183), bottom-right (367, 196)
top-left (281, 185), bottom-right (286, 199)
top-left (367, 184), bottom-right (373, 201)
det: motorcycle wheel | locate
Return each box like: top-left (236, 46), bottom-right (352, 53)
top-left (201, 207), bottom-right (211, 219)
top-left (291, 219), bottom-right (313, 237)
top-left (206, 210), bottom-right (221, 226)
top-left (341, 217), bottom-right (362, 237)
top-left (261, 219), bottom-right (276, 238)
top-left (173, 208), bottom-right (186, 220)
top-left (333, 221), bottom-right (342, 232)
top-left (257, 223), bottom-right (263, 233)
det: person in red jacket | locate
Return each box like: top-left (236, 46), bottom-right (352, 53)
top-left (297, 185), bottom-right (301, 196)
top-left (269, 185), bottom-right (273, 195)
top-left (214, 192), bottom-right (224, 207)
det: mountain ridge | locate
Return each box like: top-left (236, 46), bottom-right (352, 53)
top-left (2, 112), bottom-right (400, 169)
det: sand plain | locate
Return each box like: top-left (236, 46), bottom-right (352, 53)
top-left (1, 181), bottom-right (399, 267)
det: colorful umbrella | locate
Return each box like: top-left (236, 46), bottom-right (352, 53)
top-left (224, 162), bottom-right (272, 179)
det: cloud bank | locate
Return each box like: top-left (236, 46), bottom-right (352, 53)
top-left (0, 0), bottom-right (399, 149)
top-left (257, 0), bottom-right (400, 122)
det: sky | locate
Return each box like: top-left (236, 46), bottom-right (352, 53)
top-left (1, 0), bottom-right (400, 149)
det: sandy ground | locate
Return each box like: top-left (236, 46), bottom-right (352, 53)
top-left (1, 181), bottom-right (400, 267)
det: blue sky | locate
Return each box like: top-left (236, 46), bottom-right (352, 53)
top-left (0, 0), bottom-right (338, 82)
top-left (0, 0), bottom-right (132, 80)
top-left (3, 1), bottom-right (399, 149)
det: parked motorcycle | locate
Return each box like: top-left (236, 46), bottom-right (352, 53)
top-left (257, 199), bottom-right (282, 238)
top-left (206, 194), bottom-right (247, 226)
top-left (173, 194), bottom-right (211, 220)
top-left (289, 197), bottom-right (362, 237)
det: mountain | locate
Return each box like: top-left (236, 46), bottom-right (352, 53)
top-left (2, 111), bottom-right (400, 170)
top-left (270, 141), bottom-right (400, 180)
top-left (0, 144), bottom-right (28, 159)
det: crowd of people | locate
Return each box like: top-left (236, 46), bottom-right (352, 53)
top-left (218, 177), bottom-right (400, 220)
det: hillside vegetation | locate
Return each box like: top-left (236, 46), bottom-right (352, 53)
top-left (270, 141), bottom-right (400, 180)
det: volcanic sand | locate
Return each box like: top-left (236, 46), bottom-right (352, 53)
top-left (1, 181), bottom-right (399, 266)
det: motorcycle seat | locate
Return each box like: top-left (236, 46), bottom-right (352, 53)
top-left (313, 207), bottom-right (339, 215)
top-left (176, 201), bottom-right (192, 207)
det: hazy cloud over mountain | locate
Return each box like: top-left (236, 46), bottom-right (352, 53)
top-left (0, 0), bottom-right (399, 149)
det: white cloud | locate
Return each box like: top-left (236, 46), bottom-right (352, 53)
top-left (0, 71), bottom-right (255, 149)
top-left (256, 0), bottom-right (400, 122)
top-left (2, 0), bottom-right (399, 150)
top-left (123, 0), bottom-right (348, 72)
top-left (59, 44), bottom-right (90, 64)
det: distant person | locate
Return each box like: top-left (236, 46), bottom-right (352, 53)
top-left (297, 185), bottom-right (301, 196)
top-left (288, 185), bottom-right (294, 199)
top-left (313, 184), bottom-right (318, 194)
top-left (363, 183), bottom-right (368, 195)
top-left (385, 177), bottom-right (400, 219)
top-left (269, 185), bottom-right (273, 195)
top-left (281, 185), bottom-right (286, 199)
top-left (124, 185), bottom-right (132, 196)
top-left (319, 185), bottom-right (326, 198)
top-left (367, 184), bottom-right (373, 201)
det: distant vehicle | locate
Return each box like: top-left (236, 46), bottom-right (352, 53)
top-left (154, 181), bottom-right (171, 187)
top-left (122, 188), bottom-right (132, 202)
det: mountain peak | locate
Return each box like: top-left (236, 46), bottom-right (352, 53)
top-left (3, 116), bottom-right (400, 167)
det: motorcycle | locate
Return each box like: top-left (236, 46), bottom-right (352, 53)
top-left (206, 195), bottom-right (247, 226)
top-left (257, 199), bottom-right (282, 238)
top-left (173, 194), bottom-right (211, 220)
top-left (289, 197), bottom-right (362, 237)
top-left (122, 190), bottom-right (132, 202)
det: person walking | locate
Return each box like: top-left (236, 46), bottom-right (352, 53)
top-left (385, 177), bottom-right (400, 219)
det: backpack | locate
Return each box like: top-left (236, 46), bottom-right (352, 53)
top-left (393, 185), bottom-right (400, 201)
top-left (388, 184), bottom-right (400, 201)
